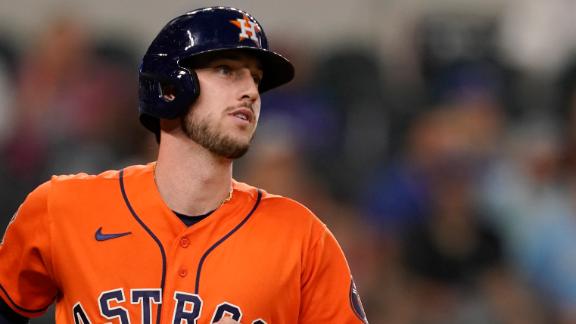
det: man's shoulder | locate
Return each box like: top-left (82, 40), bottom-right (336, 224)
top-left (41, 163), bottom-right (152, 199)
top-left (50, 169), bottom-right (119, 183)
top-left (233, 180), bottom-right (321, 225)
top-left (15, 163), bottom-right (153, 221)
top-left (259, 191), bottom-right (311, 214)
top-left (50, 163), bottom-right (152, 184)
top-left (234, 180), bottom-right (310, 210)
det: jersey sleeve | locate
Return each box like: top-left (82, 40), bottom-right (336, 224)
top-left (0, 180), bottom-right (58, 318)
top-left (299, 223), bottom-right (368, 323)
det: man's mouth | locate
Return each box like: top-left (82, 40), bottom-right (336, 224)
top-left (234, 112), bottom-right (249, 121)
top-left (229, 107), bottom-right (253, 123)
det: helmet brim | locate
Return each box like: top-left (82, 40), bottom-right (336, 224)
top-left (179, 47), bottom-right (295, 93)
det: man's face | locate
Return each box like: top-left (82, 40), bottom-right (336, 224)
top-left (182, 52), bottom-right (263, 159)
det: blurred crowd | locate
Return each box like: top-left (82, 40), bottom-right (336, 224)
top-left (3, 7), bottom-right (576, 324)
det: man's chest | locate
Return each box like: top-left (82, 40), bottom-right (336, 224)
top-left (48, 201), bottom-right (302, 323)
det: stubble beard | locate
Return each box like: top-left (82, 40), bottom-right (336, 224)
top-left (182, 113), bottom-right (252, 159)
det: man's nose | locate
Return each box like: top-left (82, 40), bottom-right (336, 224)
top-left (238, 69), bottom-right (260, 101)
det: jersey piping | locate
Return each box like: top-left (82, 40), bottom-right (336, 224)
top-left (119, 168), bottom-right (263, 323)
top-left (194, 190), bottom-right (262, 294)
top-left (119, 169), bottom-right (167, 324)
top-left (0, 284), bottom-right (53, 314)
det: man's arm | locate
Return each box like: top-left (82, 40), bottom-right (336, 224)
top-left (299, 224), bottom-right (369, 323)
top-left (0, 298), bottom-right (29, 324)
top-left (0, 181), bottom-right (58, 320)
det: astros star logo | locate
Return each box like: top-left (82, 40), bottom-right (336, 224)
top-left (230, 15), bottom-right (261, 43)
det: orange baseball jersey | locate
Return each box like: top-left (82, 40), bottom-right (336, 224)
top-left (0, 162), bottom-right (368, 323)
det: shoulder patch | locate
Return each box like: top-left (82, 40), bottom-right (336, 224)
top-left (349, 277), bottom-right (368, 323)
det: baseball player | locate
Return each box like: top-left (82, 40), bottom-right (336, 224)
top-left (0, 6), bottom-right (368, 324)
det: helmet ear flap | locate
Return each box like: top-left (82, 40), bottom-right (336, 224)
top-left (138, 56), bottom-right (200, 138)
top-left (139, 55), bottom-right (200, 121)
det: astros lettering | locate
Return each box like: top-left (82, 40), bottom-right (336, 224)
top-left (72, 289), bottom-right (265, 324)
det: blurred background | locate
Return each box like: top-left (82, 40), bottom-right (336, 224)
top-left (2, 0), bottom-right (576, 323)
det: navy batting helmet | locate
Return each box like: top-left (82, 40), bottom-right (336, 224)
top-left (138, 6), bottom-right (295, 137)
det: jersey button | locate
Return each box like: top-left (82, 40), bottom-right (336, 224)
top-left (180, 237), bottom-right (190, 248)
top-left (179, 269), bottom-right (188, 277)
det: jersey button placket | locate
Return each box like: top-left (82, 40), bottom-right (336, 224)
top-left (180, 236), bottom-right (190, 248)
top-left (175, 235), bottom-right (192, 280)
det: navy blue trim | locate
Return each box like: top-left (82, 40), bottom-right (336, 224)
top-left (0, 295), bottom-right (29, 323)
top-left (0, 284), bottom-right (51, 314)
top-left (174, 210), bottom-right (213, 227)
top-left (119, 169), bottom-right (167, 324)
top-left (194, 190), bottom-right (262, 294)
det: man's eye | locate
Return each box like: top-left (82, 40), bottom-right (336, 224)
top-left (216, 65), bottom-right (232, 75)
top-left (252, 73), bottom-right (263, 85)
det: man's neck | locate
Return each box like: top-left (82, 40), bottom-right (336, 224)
top-left (154, 132), bottom-right (233, 216)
